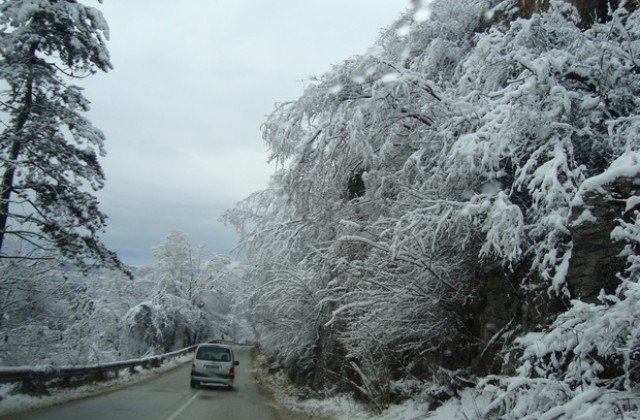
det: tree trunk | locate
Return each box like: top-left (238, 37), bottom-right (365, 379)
top-left (0, 76), bottom-right (34, 254)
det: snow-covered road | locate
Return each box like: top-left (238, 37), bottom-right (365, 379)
top-left (0, 346), bottom-right (277, 420)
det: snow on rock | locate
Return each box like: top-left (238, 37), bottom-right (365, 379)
top-left (573, 150), bottom-right (640, 205)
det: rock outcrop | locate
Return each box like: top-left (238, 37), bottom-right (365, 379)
top-left (568, 175), bottom-right (638, 302)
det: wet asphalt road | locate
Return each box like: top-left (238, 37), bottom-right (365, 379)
top-left (0, 345), bottom-right (277, 420)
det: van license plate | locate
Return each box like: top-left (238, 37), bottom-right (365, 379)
top-left (206, 364), bottom-right (221, 371)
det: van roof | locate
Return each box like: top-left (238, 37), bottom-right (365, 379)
top-left (198, 343), bottom-right (232, 349)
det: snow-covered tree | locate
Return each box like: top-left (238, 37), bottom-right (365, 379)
top-left (479, 151), bottom-right (640, 419)
top-left (120, 230), bottom-right (250, 355)
top-left (0, 261), bottom-right (136, 366)
top-left (0, 231), bottom-right (251, 364)
top-left (151, 229), bottom-right (210, 304)
top-left (0, 0), bottom-right (126, 273)
top-left (228, 0), bottom-right (640, 413)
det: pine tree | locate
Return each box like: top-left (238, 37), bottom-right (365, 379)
top-left (0, 0), bottom-right (127, 273)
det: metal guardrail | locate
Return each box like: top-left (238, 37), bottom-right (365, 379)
top-left (0, 345), bottom-right (197, 394)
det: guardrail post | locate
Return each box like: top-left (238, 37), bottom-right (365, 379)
top-left (20, 373), bottom-right (49, 396)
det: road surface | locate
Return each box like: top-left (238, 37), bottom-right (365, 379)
top-left (0, 345), bottom-right (280, 420)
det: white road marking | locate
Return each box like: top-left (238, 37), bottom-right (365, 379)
top-left (164, 391), bottom-right (200, 420)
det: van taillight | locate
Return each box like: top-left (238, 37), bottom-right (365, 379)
top-left (229, 366), bottom-right (235, 378)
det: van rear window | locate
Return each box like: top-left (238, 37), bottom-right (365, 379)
top-left (196, 347), bottom-right (231, 362)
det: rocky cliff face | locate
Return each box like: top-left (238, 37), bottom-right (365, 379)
top-left (567, 176), bottom-right (637, 302)
top-left (469, 172), bottom-right (638, 377)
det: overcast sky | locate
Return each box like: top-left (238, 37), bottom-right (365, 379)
top-left (82, 1), bottom-right (410, 266)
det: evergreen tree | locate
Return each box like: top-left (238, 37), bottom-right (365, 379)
top-left (0, 0), bottom-right (126, 273)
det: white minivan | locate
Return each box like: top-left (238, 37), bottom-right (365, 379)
top-left (190, 343), bottom-right (239, 389)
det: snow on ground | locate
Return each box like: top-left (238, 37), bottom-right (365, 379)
top-left (288, 389), bottom-right (489, 420)
top-left (0, 354), bottom-right (193, 416)
top-left (253, 352), bottom-right (488, 420)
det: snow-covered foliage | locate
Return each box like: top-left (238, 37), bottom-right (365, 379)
top-left (0, 261), bottom-right (139, 366)
top-left (0, 230), bottom-right (249, 366)
top-left (477, 152), bottom-right (640, 418)
top-left (0, 0), bottom-right (126, 273)
top-left (120, 292), bottom-right (211, 356)
top-left (119, 229), bottom-right (250, 356)
top-left (227, 0), bottom-right (640, 415)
